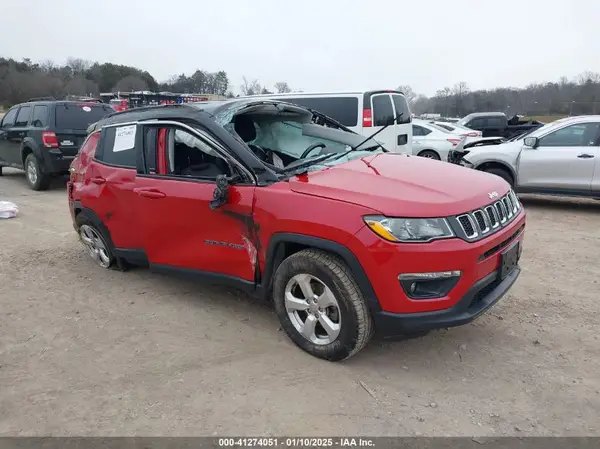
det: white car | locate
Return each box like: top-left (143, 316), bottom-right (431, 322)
top-left (432, 121), bottom-right (483, 140)
top-left (452, 115), bottom-right (600, 198)
top-left (411, 120), bottom-right (464, 160)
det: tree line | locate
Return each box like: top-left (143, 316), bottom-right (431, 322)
top-left (400, 71), bottom-right (600, 118)
top-left (0, 56), bottom-right (297, 107)
top-left (2, 56), bottom-right (599, 117)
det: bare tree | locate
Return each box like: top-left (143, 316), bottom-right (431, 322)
top-left (578, 71), bottom-right (600, 85)
top-left (240, 77), bottom-right (262, 96)
top-left (66, 58), bottom-right (91, 77)
top-left (397, 85), bottom-right (417, 105)
top-left (113, 75), bottom-right (148, 92)
top-left (274, 81), bottom-right (291, 93)
top-left (452, 82), bottom-right (470, 116)
top-left (64, 77), bottom-right (99, 96)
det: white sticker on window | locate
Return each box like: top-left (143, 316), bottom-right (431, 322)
top-left (82, 106), bottom-right (92, 112)
top-left (113, 125), bottom-right (136, 152)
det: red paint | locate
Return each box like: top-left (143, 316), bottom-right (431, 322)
top-left (69, 139), bottom-right (526, 315)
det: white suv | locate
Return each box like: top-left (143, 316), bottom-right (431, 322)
top-left (456, 115), bottom-right (600, 198)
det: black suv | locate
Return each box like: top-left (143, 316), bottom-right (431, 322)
top-left (0, 99), bottom-right (113, 190)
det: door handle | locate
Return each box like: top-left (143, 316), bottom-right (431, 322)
top-left (134, 188), bottom-right (166, 199)
top-left (577, 153), bottom-right (595, 159)
top-left (90, 177), bottom-right (106, 185)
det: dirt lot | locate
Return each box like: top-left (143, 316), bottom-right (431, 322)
top-left (0, 168), bottom-right (599, 437)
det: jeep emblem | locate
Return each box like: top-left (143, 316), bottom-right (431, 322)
top-left (488, 191), bottom-right (499, 199)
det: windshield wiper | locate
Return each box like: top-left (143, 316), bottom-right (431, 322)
top-left (279, 113), bottom-right (402, 177)
top-left (324, 112), bottom-right (402, 163)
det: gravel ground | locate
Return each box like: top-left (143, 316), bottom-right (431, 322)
top-left (0, 167), bottom-right (599, 436)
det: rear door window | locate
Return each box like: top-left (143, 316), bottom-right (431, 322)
top-left (391, 94), bottom-right (411, 124)
top-left (32, 105), bottom-right (49, 127)
top-left (371, 94), bottom-right (394, 127)
top-left (277, 97), bottom-right (359, 127)
top-left (14, 106), bottom-right (32, 127)
top-left (487, 117), bottom-right (505, 127)
top-left (97, 126), bottom-right (137, 168)
top-left (55, 104), bottom-right (113, 130)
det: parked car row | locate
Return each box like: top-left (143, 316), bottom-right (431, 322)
top-left (2, 94), bottom-right (528, 361)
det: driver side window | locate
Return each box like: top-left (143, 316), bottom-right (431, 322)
top-left (538, 123), bottom-right (600, 147)
top-left (147, 125), bottom-right (232, 180)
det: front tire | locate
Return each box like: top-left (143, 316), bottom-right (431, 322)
top-left (418, 150), bottom-right (441, 160)
top-left (272, 249), bottom-right (374, 361)
top-left (24, 153), bottom-right (51, 191)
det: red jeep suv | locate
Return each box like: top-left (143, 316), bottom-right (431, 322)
top-left (68, 99), bottom-right (526, 361)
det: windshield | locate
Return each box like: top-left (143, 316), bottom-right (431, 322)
top-left (226, 112), bottom-right (385, 174)
top-left (456, 115), bottom-right (474, 126)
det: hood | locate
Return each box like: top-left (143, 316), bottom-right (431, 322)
top-left (462, 141), bottom-right (522, 165)
top-left (288, 154), bottom-right (510, 217)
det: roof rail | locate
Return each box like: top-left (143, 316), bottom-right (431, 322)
top-left (26, 96), bottom-right (56, 102)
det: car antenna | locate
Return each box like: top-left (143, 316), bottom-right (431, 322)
top-left (350, 112), bottom-right (403, 151)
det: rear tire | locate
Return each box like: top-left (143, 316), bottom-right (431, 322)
top-left (272, 249), bottom-right (374, 361)
top-left (24, 153), bottom-right (51, 191)
top-left (418, 150), bottom-right (441, 160)
top-left (484, 167), bottom-right (514, 187)
top-left (76, 211), bottom-right (115, 269)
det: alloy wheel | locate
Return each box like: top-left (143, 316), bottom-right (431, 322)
top-left (79, 224), bottom-right (111, 268)
top-left (26, 160), bottom-right (38, 185)
top-left (284, 273), bottom-right (342, 345)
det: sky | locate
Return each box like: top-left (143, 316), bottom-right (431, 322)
top-left (2, 0), bottom-right (600, 96)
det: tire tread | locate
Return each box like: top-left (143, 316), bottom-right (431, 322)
top-left (276, 248), bottom-right (374, 360)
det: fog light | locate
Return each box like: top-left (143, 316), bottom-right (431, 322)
top-left (399, 271), bottom-right (461, 299)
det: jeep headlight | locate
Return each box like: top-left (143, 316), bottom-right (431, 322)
top-left (364, 216), bottom-right (454, 243)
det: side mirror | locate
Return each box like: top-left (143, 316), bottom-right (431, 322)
top-left (523, 136), bottom-right (539, 148)
top-left (209, 173), bottom-right (240, 210)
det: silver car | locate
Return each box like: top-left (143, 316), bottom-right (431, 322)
top-left (457, 116), bottom-right (600, 198)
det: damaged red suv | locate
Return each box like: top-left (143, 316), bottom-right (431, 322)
top-left (68, 99), bottom-right (526, 361)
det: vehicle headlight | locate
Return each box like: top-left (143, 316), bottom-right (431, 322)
top-left (363, 216), bottom-right (454, 243)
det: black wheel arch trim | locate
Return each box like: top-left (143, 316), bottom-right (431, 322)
top-left (261, 233), bottom-right (382, 313)
top-left (20, 138), bottom-right (42, 163)
top-left (71, 203), bottom-right (131, 270)
top-left (473, 160), bottom-right (517, 183)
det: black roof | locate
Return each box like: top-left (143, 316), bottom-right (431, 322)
top-left (95, 98), bottom-right (312, 127)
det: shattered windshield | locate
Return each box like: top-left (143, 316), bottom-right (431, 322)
top-left (220, 104), bottom-right (385, 175)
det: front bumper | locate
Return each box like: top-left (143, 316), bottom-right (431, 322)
top-left (374, 265), bottom-right (520, 337)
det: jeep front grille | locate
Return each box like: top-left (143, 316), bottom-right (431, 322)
top-left (456, 190), bottom-right (521, 239)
